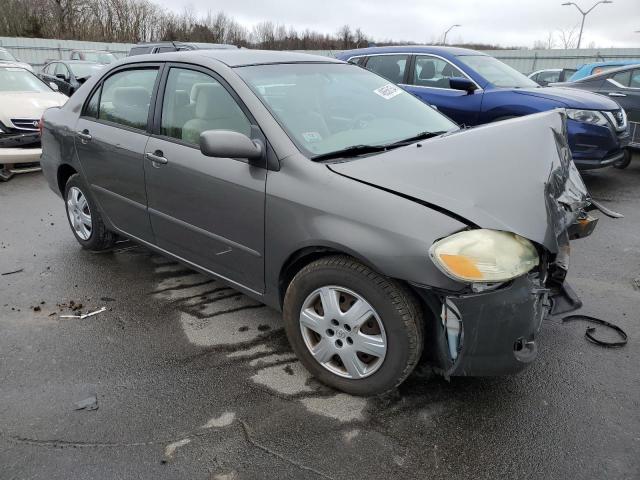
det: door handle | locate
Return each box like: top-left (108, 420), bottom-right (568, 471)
top-left (608, 92), bottom-right (626, 97)
top-left (145, 151), bottom-right (168, 165)
top-left (76, 130), bottom-right (92, 143)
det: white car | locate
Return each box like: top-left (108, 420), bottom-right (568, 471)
top-left (0, 64), bottom-right (67, 180)
top-left (0, 47), bottom-right (33, 72)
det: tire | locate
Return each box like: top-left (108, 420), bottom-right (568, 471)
top-left (613, 148), bottom-right (632, 169)
top-left (283, 255), bottom-right (424, 396)
top-left (64, 174), bottom-right (115, 251)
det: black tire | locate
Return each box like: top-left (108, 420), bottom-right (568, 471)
top-left (64, 174), bottom-right (115, 251)
top-left (283, 255), bottom-right (424, 396)
top-left (613, 148), bottom-right (632, 169)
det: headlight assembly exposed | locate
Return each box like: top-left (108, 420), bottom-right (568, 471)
top-left (565, 109), bottom-right (609, 127)
top-left (429, 229), bottom-right (539, 283)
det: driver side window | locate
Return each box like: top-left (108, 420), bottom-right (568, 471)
top-left (160, 68), bottom-right (251, 146)
top-left (413, 56), bottom-right (465, 89)
top-left (54, 63), bottom-right (69, 79)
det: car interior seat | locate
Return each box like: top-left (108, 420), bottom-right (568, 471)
top-left (182, 83), bottom-right (251, 145)
top-left (109, 86), bottom-right (151, 129)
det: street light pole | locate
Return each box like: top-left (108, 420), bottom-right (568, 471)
top-left (442, 24), bottom-right (461, 45)
top-left (561, 1), bottom-right (613, 48)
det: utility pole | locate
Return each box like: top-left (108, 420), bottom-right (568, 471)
top-left (561, 1), bottom-right (613, 48)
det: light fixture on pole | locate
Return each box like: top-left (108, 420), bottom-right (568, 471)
top-left (442, 24), bottom-right (461, 45)
top-left (561, 1), bottom-right (613, 48)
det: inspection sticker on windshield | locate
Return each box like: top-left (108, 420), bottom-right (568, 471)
top-left (302, 131), bottom-right (323, 143)
top-left (374, 84), bottom-right (402, 100)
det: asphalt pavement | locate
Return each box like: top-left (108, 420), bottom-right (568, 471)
top-left (1, 158), bottom-right (639, 480)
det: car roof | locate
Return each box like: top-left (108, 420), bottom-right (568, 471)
top-left (338, 45), bottom-right (487, 58)
top-left (122, 49), bottom-right (342, 67)
top-left (575, 62), bottom-right (640, 81)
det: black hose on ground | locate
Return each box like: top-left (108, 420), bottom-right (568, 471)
top-left (562, 314), bottom-right (628, 348)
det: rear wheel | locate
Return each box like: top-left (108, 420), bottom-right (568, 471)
top-left (64, 174), bottom-right (115, 251)
top-left (283, 255), bottom-right (424, 396)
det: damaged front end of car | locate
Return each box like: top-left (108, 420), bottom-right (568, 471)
top-left (424, 113), bottom-right (606, 377)
top-left (329, 110), bottom-right (616, 377)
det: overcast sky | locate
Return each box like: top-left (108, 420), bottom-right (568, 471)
top-left (156, 0), bottom-right (639, 48)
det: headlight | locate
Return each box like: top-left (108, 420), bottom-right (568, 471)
top-left (565, 109), bottom-right (608, 127)
top-left (429, 229), bottom-right (539, 283)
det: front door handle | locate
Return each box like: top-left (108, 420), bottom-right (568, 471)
top-left (76, 130), bottom-right (92, 143)
top-left (145, 151), bottom-right (168, 165)
top-left (608, 92), bottom-right (627, 97)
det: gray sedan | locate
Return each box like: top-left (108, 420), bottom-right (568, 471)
top-left (40, 50), bottom-right (600, 396)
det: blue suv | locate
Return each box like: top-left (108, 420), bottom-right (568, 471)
top-left (337, 46), bottom-right (630, 169)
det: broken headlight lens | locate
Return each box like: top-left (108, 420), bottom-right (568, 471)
top-left (565, 109), bottom-right (608, 127)
top-left (429, 229), bottom-right (539, 283)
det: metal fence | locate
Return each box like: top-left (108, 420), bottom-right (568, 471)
top-left (1, 36), bottom-right (639, 74)
top-left (0, 37), bottom-right (133, 68)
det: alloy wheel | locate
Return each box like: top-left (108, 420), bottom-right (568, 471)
top-left (66, 186), bottom-right (92, 240)
top-left (299, 286), bottom-right (387, 379)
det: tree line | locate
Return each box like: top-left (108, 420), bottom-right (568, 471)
top-left (0, 0), bottom-right (373, 49)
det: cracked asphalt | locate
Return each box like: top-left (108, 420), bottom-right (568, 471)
top-left (1, 158), bottom-right (639, 480)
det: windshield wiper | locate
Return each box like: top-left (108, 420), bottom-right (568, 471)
top-left (311, 144), bottom-right (388, 161)
top-left (311, 131), bottom-right (449, 162)
top-left (383, 130), bottom-right (448, 148)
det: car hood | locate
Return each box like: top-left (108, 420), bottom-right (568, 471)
top-left (0, 91), bottom-right (67, 126)
top-left (328, 111), bottom-right (590, 254)
top-left (512, 86), bottom-right (619, 110)
top-left (0, 60), bottom-right (32, 72)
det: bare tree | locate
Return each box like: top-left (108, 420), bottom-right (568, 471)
top-left (557, 27), bottom-right (579, 49)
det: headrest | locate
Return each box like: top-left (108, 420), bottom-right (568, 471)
top-left (113, 86), bottom-right (150, 109)
top-left (174, 89), bottom-right (190, 107)
top-left (418, 62), bottom-right (436, 80)
top-left (193, 83), bottom-right (240, 120)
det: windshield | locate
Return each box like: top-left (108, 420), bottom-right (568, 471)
top-left (0, 67), bottom-right (51, 92)
top-left (458, 55), bottom-right (538, 88)
top-left (84, 52), bottom-right (117, 64)
top-left (237, 63), bottom-right (457, 158)
top-left (69, 63), bottom-right (105, 78)
top-left (0, 50), bottom-right (17, 62)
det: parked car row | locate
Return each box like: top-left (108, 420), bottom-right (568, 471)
top-left (0, 64), bottom-right (67, 180)
top-left (337, 46), bottom-right (631, 170)
top-left (39, 49), bottom-right (604, 395)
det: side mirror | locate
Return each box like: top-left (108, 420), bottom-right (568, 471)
top-left (449, 77), bottom-right (478, 94)
top-left (55, 73), bottom-right (67, 81)
top-left (200, 130), bottom-right (263, 161)
top-left (49, 82), bottom-right (59, 91)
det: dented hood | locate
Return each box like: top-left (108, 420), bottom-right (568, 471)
top-left (328, 110), bottom-right (589, 253)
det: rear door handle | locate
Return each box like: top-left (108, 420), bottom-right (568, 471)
top-left (145, 151), bottom-right (168, 165)
top-left (608, 92), bottom-right (626, 97)
top-left (76, 130), bottom-right (92, 143)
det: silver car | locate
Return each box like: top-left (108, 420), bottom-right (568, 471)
top-left (40, 50), bottom-right (600, 396)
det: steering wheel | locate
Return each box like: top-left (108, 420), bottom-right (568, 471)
top-left (350, 113), bottom-right (376, 130)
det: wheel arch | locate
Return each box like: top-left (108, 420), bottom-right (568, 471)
top-left (57, 163), bottom-right (77, 195)
top-left (277, 245), bottom-right (379, 309)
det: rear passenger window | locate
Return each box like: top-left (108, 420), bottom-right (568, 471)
top-left (98, 68), bottom-right (158, 130)
top-left (365, 55), bottom-right (408, 84)
top-left (630, 70), bottom-right (640, 89)
top-left (413, 56), bottom-right (465, 89)
top-left (160, 68), bottom-right (251, 145)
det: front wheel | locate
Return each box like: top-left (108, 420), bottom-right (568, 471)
top-left (283, 255), bottom-right (424, 396)
top-left (64, 174), bottom-right (115, 251)
top-left (613, 148), bottom-right (632, 169)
